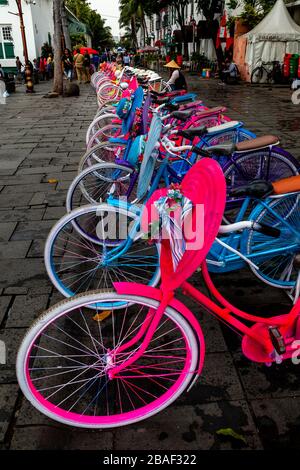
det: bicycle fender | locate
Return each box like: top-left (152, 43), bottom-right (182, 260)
top-left (113, 282), bottom-right (205, 375)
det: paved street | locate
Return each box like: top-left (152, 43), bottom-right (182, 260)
top-left (1, 77), bottom-right (300, 450)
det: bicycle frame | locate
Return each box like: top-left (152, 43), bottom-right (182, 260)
top-left (106, 258), bottom-right (300, 380)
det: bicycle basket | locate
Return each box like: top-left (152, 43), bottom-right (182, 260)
top-left (136, 114), bottom-right (162, 200)
top-left (141, 158), bottom-right (226, 290)
top-left (122, 86), bottom-right (144, 135)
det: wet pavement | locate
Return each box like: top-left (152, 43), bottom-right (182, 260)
top-left (0, 76), bottom-right (300, 450)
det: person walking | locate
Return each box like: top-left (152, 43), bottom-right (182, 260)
top-left (33, 59), bottom-right (39, 84)
top-left (83, 52), bottom-right (91, 83)
top-left (62, 48), bottom-right (73, 81)
top-left (16, 56), bottom-right (22, 82)
top-left (46, 54), bottom-right (53, 79)
top-left (123, 52), bottom-right (130, 66)
top-left (164, 60), bottom-right (187, 90)
top-left (39, 56), bottom-right (46, 81)
top-left (74, 48), bottom-right (86, 84)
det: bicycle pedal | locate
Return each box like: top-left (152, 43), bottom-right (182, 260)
top-left (269, 327), bottom-right (286, 355)
top-left (93, 310), bottom-right (112, 322)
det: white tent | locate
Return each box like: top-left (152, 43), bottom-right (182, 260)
top-left (245, 0), bottom-right (300, 72)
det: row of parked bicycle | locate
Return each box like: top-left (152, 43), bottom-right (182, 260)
top-left (16, 62), bottom-right (300, 429)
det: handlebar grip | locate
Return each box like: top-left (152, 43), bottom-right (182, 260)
top-left (165, 103), bottom-right (180, 111)
top-left (191, 146), bottom-right (211, 157)
top-left (256, 223), bottom-right (281, 238)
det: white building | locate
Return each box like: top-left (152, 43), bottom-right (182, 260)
top-left (0, 0), bottom-right (54, 71)
top-left (142, 0), bottom-right (243, 59)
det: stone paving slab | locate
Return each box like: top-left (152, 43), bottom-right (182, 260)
top-left (0, 241), bottom-right (31, 259)
top-left (0, 385), bottom-right (19, 443)
top-left (6, 293), bottom-right (49, 328)
top-left (250, 397), bottom-right (300, 449)
top-left (10, 425), bottom-right (114, 450)
top-left (113, 402), bottom-right (261, 450)
top-left (0, 296), bottom-right (12, 325)
top-left (0, 222), bottom-right (17, 242)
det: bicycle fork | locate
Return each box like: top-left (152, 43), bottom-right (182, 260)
top-left (107, 291), bottom-right (174, 379)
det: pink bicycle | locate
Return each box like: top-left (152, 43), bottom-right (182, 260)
top-left (16, 158), bottom-right (300, 428)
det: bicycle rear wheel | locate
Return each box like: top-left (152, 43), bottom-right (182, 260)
top-left (251, 67), bottom-right (264, 84)
top-left (223, 149), bottom-right (300, 223)
top-left (242, 193), bottom-right (300, 288)
top-left (17, 291), bottom-right (198, 428)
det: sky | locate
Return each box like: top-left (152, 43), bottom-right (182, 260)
top-left (89, 0), bottom-right (121, 38)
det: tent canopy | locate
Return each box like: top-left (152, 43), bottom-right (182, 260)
top-left (246, 0), bottom-right (300, 42)
top-left (244, 0), bottom-right (300, 71)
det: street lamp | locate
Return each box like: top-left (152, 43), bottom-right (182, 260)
top-left (15, 0), bottom-right (34, 93)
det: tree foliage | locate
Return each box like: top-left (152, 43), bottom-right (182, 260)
top-left (227, 0), bottom-right (289, 28)
top-left (66, 0), bottom-right (114, 49)
top-left (119, 0), bottom-right (156, 48)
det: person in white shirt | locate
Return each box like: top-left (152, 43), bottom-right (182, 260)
top-left (123, 53), bottom-right (130, 66)
top-left (220, 59), bottom-right (239, 84)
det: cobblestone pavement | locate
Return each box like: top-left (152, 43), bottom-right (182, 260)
top-left (0, 78), bottom-right (300, 450)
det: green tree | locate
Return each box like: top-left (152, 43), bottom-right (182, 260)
top-left (119, 0), bottom-right (156, 48)
top-left (227, 1), bottom-right (289, 28)
top-left (66, 0), bottom-right (114, 49)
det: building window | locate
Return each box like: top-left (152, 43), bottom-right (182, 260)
top-left (0, 25), bottom-right (15, 59)
top-left (2, 26), bottom-right (13, 41)
top-left (155, 16), bottom-right (161, 31)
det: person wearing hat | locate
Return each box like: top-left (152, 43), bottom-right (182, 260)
top-left (164, 60), bottom-right (187, 91)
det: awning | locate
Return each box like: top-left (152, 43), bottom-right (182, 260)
top-left (66, 8), bottom-right (92, 36)
top-left (79, 47), bottom-right (99, 55)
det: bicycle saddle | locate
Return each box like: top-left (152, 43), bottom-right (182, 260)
top-left (235, 135), bottom-right (279, 152)
top-left (196, 106), bottom-right (226, 117)
top-left (204, 143), bottom-right (236, 156)
top-left (152, 96), bottom-right (171, 104)
top-left (228, 180), bottom-right (273, 198)
top-left (272, 175), bottom-right (300, 195)
top-left (178, 125), bottom-right (208, 139)
top-left (150, 89), bottom-right (186, 98)
top-left (164, 102), bottom-right (180, 111)
top-left (170, 110), bottom-right (194, 121)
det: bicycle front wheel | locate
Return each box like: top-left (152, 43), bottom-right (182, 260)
top-left (66, 163), bottom-right (137, 212)
top-left (45, 204), bottom-right (160, 301)
top-left (78, 141), bottom-right (127, 173)
top-left (87, 124), bottom-right (122, 149)
top-left (17, 290), bottom-right (199, 428)
top-left (86, 113), bottom-right (117, 146)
